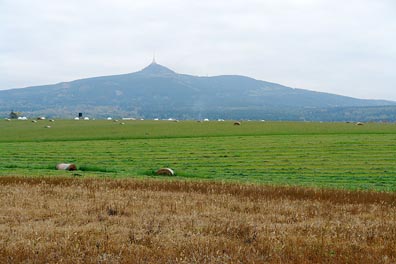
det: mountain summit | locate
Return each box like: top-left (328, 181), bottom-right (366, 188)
top-left (1, 62), bottom-right (395, 120)
top-left (139, 61), bottom-right (176, 76)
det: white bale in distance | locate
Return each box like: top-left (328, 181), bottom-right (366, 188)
top-left (56, 163), bottom-right (77, 171)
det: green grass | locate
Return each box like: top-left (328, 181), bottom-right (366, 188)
top-left (1, 119), bottom-right (396, 191)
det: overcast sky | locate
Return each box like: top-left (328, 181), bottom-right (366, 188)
top-left (1, 0), bottom-right (395, 100)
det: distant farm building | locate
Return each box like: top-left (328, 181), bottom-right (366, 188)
top-left (9, 111), bottom-right (19, 119)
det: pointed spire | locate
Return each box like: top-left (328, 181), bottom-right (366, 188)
top-left (152, 52), bottom-right (157, 64)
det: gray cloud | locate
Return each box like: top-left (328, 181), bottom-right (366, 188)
top-left (0, 0), bottom-right (395, 100)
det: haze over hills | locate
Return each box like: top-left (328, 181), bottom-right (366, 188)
top-left (1, 61), bottom-right (396, 121)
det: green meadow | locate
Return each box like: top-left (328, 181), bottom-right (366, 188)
top-left (1, 119), bottom-right (396, 191)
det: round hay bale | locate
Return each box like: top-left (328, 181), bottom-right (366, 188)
top-left (45, 125), bottom-right (51, 128)
top-left (234, 121), bottom-right (241, 126)
top-left (156, 168), bottom-right (174, 176)
top-left (56, 163), bottom-right (77, 171)
top-left (356, 122), bottom-right (364, 126)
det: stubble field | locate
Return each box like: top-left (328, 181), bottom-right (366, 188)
top-left (1, 176), bottom-right (395, 263)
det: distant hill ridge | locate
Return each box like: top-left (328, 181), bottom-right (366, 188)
top-left (1, 61), bottom-right (395, 121)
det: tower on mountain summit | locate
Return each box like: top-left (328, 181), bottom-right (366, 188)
top-left (139, 57), bottom-right (176, 75)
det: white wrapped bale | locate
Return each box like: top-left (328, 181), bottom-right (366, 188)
top-left (156, 168), bottom-right (175, 176)
top-left (56, 163), bottom-right (77, 171)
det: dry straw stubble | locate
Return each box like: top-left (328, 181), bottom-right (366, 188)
top-left (0, 176), bottom-right (395, 263)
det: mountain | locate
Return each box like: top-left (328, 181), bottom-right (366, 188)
top-left (1, 62), bottom-right (395, 121)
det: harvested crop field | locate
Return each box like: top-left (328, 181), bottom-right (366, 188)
top-left (2, 120), bottom-right (396, 190)
top-left (1, 177), bottom-right (395, 263)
